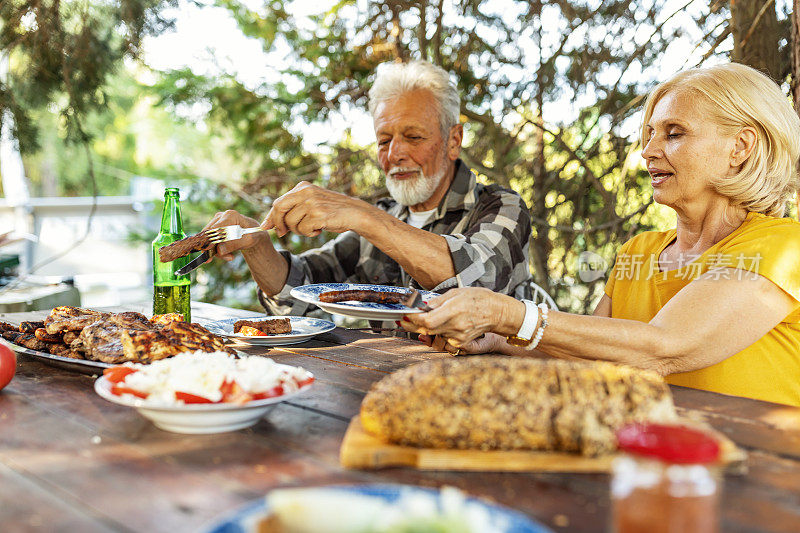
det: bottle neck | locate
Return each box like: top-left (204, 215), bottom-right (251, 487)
top-left (160, 192), bottom-right (184, 235)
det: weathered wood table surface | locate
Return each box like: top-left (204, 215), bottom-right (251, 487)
top-left (1, 302), bottom-right (799, 532)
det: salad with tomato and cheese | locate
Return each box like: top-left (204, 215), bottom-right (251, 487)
top-left (102, 351), bottom-right (314, 406)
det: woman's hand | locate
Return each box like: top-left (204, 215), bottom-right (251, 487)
top-left (402, 287), bottom-right (525, 346)
top-left (419, 332), bottom-right (507, 355)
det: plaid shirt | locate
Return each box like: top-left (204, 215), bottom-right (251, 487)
top-left (259, 159), bottom-right (532, 315)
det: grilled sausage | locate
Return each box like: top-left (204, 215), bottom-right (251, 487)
top-left (318, 289), bottom-right (408, 304)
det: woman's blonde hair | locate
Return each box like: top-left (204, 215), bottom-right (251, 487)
top-left (640, 63), bottom-right (800, 217)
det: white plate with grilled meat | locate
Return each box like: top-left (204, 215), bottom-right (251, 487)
top-left (0, 307), bottom-right (236, 374)
top-left (7, 342), bottom-right (112, 374)
top-left (290, 283), bottom-right (438, 321)
top-left (203, 315), bottom-right (335, 346)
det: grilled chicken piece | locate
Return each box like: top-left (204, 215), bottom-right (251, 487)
top-left (233, 318), bottom-right (291, 335)
top-left (360, 357), bottom-right (676, 457)
top-left (62, 331), bottom-right (79, 345)
top-left (35, 328), bottom-right (63, 343)
top-left (78, 312), bottom-right (153, 363)
top-left (0, 321), bottom-right (17, 333)
top-left (1, 330), bottom-right (20, 342)
top-left (158, 231), bottom-right (214, 263)
top-left (121, 321), bottom-right (233, 363)
top-left (49, 305), bottom-right (103, 318)
top-left (48, 343), bottom-right (83, 359)
top-left (20, 321), bottom-right (45, 333)
top-left (150, 313), bottom-right (185, 326)
top-left (45, 313), bottom-right (109, 335)
top-left (50, 345), bottom-right (84, 359)
top-left (2, 332), bottom-right (50, 352)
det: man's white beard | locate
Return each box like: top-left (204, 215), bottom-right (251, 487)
top-left (386, 165), bottom-right (445, 207)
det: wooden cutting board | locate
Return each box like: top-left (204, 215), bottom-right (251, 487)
top-left (339, 416), bottom-right (746, 472)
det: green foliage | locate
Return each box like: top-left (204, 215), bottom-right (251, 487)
top-left (6, 1), bottom-right (795, 314)
top-left (150, 0), bottom-right (733, 311)
top-left (0, 0), bottom-right (177, 151)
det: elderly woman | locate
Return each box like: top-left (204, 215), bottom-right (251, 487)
top-left (403, 63), bottom-right (800, 407)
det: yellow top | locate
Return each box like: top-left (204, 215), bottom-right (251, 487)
top-left (604, 211), bottom-right (800, 406)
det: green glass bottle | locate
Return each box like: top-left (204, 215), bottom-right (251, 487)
top-left (152, 188), bottom-right (191, 321)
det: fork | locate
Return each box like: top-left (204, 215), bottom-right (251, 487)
top-left (205, 225), bottom-right (267, 245)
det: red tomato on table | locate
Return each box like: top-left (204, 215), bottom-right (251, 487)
top-left (0, 341), bottom-right (15, 391)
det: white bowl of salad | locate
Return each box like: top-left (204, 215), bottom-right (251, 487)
top-left (94, 351), bottom-right (314, 434)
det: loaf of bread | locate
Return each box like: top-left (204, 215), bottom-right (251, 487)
top-left (360, 357), bottom-right (676, 456)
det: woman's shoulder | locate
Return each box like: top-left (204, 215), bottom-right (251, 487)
top-left (618, 229), bottom-right (676, 254)
top-left (727, 212), bottom-right (800, 249)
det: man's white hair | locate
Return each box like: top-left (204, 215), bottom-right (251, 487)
top-left (368, 60), bottom-right (461, 138)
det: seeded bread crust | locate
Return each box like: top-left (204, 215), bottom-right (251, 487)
top-left (360, 357), bottom-right (676, 456)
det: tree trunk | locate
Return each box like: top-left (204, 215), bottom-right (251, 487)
top-left (730, 0), bottom-right (781, 80)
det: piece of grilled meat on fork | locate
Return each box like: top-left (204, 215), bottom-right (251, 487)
top-left (158, 231), bottom-right (214, 263)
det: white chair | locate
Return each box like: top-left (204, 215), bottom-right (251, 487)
top-left (528, 281), bottom-right (558, 310)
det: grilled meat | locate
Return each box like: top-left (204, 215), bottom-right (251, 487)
top-left (2, 332), bottom-right (50, 352)
top-left (233, 318), bottom-right (291, 335)
top-left (35, 328), bottom-right (63, 343)
top-left (47, 306), bottom-right (103, 321)
top-left (45, 313), bottom-right (110, 335)
top-left (360, 357), bottom-right (676, 457)
top-left (318, 289), bottom-right (408, 304)
top-left (78, 312), bottom-right (152, 364)
top-left (20, 321), bottom-right (45, 333)
top-left (150, 313), bottom-right (185, 326)
top-left (48, 343), bottom-right (83, 359)
top-left (121, 321), bottom-right (233, 363)
top-left (158, 231), bottom-right (214, 263)
top-left (1, 330), bottom-right (20, 342)
top-left (12, 306), bottom-right (231, 365)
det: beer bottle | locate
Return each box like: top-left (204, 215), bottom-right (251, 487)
top-left (152, 188), bottom-right (191, 321)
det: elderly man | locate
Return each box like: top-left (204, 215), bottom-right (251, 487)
top-left (204, 60), bottom-right (532, 315)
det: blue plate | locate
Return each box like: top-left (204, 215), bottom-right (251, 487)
top-left (204, 315), bottom-right (335, 346)
top-left (204, 484), bottom-right (552, 533)
top-left (290, 283), bottom-right (438, 320)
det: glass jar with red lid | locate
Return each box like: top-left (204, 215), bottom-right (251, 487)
top-left (611, 422), bottom-right (721, 533)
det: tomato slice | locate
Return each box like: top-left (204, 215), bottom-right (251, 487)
top-left (103, 367), bottom-right (137, 384)
top-left (251, 386), bottom-right (284, 400)
top-left (219, 380), bottom-right (251, 403)
top-left (110, 385), bottom-right (148, 399)
top-left (296, 376), bottom-right (314, 388)
top-left (175, 391), bottom-right (214, 404)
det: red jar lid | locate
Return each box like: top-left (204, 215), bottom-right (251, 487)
top-left (616, 423), bottom-right (721, 464)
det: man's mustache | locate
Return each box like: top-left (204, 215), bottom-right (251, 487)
top-left (388, 167), bottom-right (422, 177)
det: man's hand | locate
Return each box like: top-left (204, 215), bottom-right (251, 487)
top-left (202, 210), bottom-right (270, 261)
top-left (263, 181), bottom-right (376, 237)
top-left (202, 209), bottom-right (289, 295)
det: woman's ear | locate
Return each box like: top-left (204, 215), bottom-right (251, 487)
top-left (731, 127), bottom-right (757, 167)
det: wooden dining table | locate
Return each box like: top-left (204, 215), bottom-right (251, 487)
top-left (1, 301), bottom-right (800, 532)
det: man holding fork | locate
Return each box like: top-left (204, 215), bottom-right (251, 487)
top-left (202, 60), bottom-right (532, 317)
